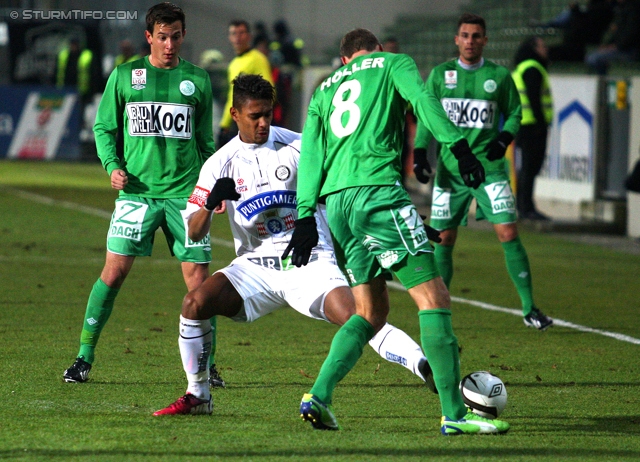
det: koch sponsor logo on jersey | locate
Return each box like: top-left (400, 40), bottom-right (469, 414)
top-left (441, 98), bottom-right (497, 129)
top-left (188, 186), bottom-right (210, 207)
top-left (132, 68), bottom-right (146, 90)
top-left (126, 102), bottom-right (193, 139)
top-left (320, 57), bottom-right (385, 91)
top-left (237, 190), bottom-right (296, 220)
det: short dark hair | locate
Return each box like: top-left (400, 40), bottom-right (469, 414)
top-left (457, 13), bottom-right (486, 36)
top-left (229, 19), bottom-right (250, 33)
top-left (340, 28), bottom-right (380, 59)
top-left (232, 74), bottom-right (275, 109)
top-left (146, 3), bottom-right (185, 34)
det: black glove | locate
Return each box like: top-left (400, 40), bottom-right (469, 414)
top-left (425, 225), bottom-right (442, 244)
top-left (413, 147), bottom-right (432, 184)
top-left (204, 178), bottom-right (241, 211)
top-left (450, 139), bottom-right (485, 189)
top-left (418, 214), bottom-right (442, 243)
top-left (281, 216), bottom-right (318, 267)
top-left (486, 131), bottom-right (514, 161)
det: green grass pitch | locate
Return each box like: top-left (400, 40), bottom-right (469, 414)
top-left (1, 160), bottom-right (639, 461)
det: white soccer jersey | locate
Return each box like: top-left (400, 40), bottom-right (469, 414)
top-left (186, 126), bottom-right (335, 259)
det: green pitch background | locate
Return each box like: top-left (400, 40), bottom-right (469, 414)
top-left (1, 160), bottom-right (639, 461)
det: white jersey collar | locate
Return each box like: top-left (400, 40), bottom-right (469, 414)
top-left (457, 57), bottom-right (484, 71)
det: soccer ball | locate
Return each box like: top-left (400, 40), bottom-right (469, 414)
top-left (459, 371), bottom-right (507, 419)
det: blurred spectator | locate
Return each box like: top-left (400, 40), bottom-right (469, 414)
top-left (219, 19), bottom-right (273, 147)
top-left (55, 37), bottom-right (102, 104)
top-left (382, 36), bottom-right (400, 54)
top-left (548, 0), bottom-right (614, 62)
top-left (585, 0), bottom-right (640, 74)
top-left (114, 39), bottom-right (140, 68)
top-left (269, 20), bottom-right (304, 128)
top-left (139, 41), bottom-right (150, 57)
top-left (512, 37), bottom-right (553, 220)
top-left (253, 33), bottom-right (271, 58)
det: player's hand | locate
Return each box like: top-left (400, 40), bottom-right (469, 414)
top-left (425, 225), bottom-right (442, 244)
top-left (413, 148), bottom-right (433, 184)
top-left (451, 139), bottom-right (485, 189)
top-left (486, 131), bottom-right (514, 161)
top-left (110, 169), bottom-right (128, 190)
top-left (204, 178), bottom-right (240, 211)
top-left (281, 216), bottom-right (318, 267)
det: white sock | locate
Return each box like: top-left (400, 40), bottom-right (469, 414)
top-left (178, 315), bottom-right (212, 400)
top-left (368, 323), bottom-right (427, 381)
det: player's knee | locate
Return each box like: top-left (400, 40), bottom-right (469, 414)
top-left (181, 290), bottom-right (206, 319)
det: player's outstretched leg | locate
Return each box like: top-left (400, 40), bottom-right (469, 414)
top-left (155, 316), bottom-right (213, 415)
top-left (368, 323), bottom-right (437, 393)
top-left (208, 316), bottom-right (226, 388)
top-left (300, 394), bottom-right (339, 430)
top-left (441, 410), bottom-right (510, 435)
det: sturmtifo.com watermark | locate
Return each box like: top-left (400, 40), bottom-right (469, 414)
top-left (10, 10), bottom-right (138, 20)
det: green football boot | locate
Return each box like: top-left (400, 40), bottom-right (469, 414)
top-left (441, 410), bottom-right (510, 435)
top-left (300, 393), bottom-right (339, 430)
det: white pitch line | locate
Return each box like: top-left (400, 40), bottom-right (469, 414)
top-left (386, 281), bottom-right (640, 345)
top-left (9, 188), bottom-right (235, 250)
top-left (10, 188), bottom-right (640, 345)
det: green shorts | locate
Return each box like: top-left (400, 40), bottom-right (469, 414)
top-left (430, 171), bottom-right (517, 230)
top-left (106, 195), bottom-right (211, 263)
top-left (325, 185), bottom-right (439, 289)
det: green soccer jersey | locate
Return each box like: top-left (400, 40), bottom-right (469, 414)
top-left (415, 58), bottom-right (521, 176)
top-left (297, 52), bottom-right (466, 219)
top-left (94, 56), bottom-right (216, 198)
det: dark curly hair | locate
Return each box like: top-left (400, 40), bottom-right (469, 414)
top-left (232, 74), bottom-right (276, 109)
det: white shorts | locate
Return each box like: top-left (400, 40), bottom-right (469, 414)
top-left (217, 254), bottom-right (349, 323)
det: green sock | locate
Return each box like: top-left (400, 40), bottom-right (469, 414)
top-left (209, 316), bottom-right (217, 365)
top-left (434, 244), bottom-right (454, 288)
top-left (501, 237), bottom-right (535, 316)
top-left (78, 279), bottom-right (119, 364)
top-left (310, 315), bottom-right (374, 403)
top-left (419, 309), bottom-right (467, 420)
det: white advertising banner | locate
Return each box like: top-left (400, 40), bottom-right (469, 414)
top-left (535, 75), bottom-right (599, 203)
top-left (7, 91), bottom-right (77, 160)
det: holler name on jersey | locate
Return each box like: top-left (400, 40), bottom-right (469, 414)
top-left (185, 126), bottom-right (335, 258)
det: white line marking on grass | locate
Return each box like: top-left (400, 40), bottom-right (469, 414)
top-left (12, 188), bottom-right (639, 345)
top-left (9, 188), bottom-right (235, 249)
top-left (386, 281), bottom-right (640, 345)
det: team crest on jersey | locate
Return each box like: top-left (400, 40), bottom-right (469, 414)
top-left (180, 80), bottom-right (195, 96)
top-left (445, 70), bottom-right (457, 89)
top-left (275, 165), bottom-right (291, 181)
top-left (484, 79), bottom-right (497, 93)
top-left (132, 68), bottom-right (146, 90)
top-left (256, 211), bottom-right (295, 237)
